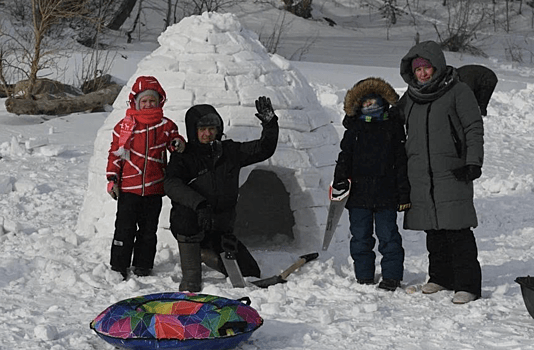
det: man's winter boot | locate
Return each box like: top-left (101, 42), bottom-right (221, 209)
top-left (201, 249), bottom-right (228, 276)
top-left (178, 242), bottom-right (202, 292)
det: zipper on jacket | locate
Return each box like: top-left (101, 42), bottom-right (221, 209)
top-left (142, 125), bottom-right (149, 196)
top-left (448, 115), bottom-right (462, 158)
top-left (425, 103), bottom-right (438, 228)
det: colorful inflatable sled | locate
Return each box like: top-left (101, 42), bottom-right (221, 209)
top-left (90, 292), bottom-right (263, 350)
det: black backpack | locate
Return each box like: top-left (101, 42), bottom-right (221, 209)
top-left (457, 64), bottom-right (498, 116)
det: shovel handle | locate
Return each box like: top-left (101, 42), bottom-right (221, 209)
top-left (279, 252), bottom-right (319, 280)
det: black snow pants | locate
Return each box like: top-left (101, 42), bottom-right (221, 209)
top-left (425, 228), bottom-right (482, 298)
top-left (110, 192), bottom-right (163, 270)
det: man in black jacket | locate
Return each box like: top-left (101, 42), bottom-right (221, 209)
top-left (164, 97), bottom-right (279, 292)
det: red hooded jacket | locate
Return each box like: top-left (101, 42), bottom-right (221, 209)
top-left (106, 76), bottom-right (184, 196)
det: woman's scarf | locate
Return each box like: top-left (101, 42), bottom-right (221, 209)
top-left (407, 66), bottom-right (458, 104)
top-left (113, 107), bottom-right (164, 159)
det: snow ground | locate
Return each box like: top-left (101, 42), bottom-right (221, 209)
top-left (1, 1), bottom-right (534, 349)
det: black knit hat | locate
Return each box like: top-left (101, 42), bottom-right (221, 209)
top-left (197, 113), bottom-right (222, 128)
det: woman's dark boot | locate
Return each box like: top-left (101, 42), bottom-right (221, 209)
top-left (178, 242), bottom-right (202, 292)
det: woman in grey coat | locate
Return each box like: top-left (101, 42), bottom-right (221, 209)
top-left (398, 40), bottom-right (484, 304)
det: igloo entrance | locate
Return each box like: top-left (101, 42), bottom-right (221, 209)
top-left (234, 169), bottom-right (294, 248)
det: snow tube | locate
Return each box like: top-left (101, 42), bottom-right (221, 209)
top-left (90, 292), bottom-right (263, 350)
top-left (516, 276), bottom-right (534, 319)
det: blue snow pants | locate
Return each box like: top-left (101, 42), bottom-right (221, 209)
top-left (348, 207), bottom-right (404, 281)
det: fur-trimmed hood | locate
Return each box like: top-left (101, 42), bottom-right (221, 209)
top-left (344, 77), bottom-right (399, 117)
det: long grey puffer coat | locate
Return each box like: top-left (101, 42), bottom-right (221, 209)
top-left (398, 41), bottom-right (484, 231)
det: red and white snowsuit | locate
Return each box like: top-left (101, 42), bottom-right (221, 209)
top-left (106, 76), bottom-right (185, 274)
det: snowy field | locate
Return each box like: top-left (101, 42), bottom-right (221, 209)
top-left (1, 1), bottom-right (534, 349)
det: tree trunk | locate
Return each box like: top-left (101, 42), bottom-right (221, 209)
top-left (506, 0), bottom-right (510, 32)
top-left (164, 0), bottom-right (172, 31)
top-left (127, 0), bottom-right (143, 43)
top-left (107, 0), bottom-right (138, 30)
top-left (5, 84), bottom-right (122, 115)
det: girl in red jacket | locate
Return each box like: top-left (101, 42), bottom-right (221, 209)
top-left (106, 76), bottom-right (185, 279)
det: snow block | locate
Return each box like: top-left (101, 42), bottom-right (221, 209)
top-left (225, 74), bottom-right (260, 90)
top-left (195, 89), bottom-right (239, 106)
top-left (294, 206), bottom-right (328, 227)
top-left (290, 188), bottom-right (329, 210)
top-left (270, 148), bottom-right (311, 169)
top-left (225, 126), bottom-right (263, 142)
top-left (237, 84), bottom-right (283, 108)
top-left (307, 144), bottom-right (339, 167)
top-left (308, 109), bottom-right (333, 131)
top-left (184, 72), bottom-right (226, 89)
top-left (224, 106), bottom-right (261, 128)
top-left (292, 168), bottom-right (323, 189)
top-left (275, 110), bottom-right (312, 133)
top-left (284, 124), bottom-right (339, 150)
top-left (180, 60), bottom-right (218, 74)
top-left (218, 60), bottom-right (262, 77)
top-left (137, 55), bottom-right (179, 72)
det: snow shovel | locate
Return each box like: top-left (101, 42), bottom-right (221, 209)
top-left (322, 180), bottom-right (351, 251)
top-left (251, 252), bottom-right (319, 288)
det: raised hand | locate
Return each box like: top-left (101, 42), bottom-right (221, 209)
top-left (255, 96), bottom-right (276, 124)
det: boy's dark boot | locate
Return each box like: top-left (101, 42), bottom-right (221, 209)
top-left (378, 278), bottom-right (401, 291)
top-left (178, 242), bottom-right (202, 292)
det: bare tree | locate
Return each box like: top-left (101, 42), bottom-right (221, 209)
top-left (165, 0), bottom-right (173, 29)
top-left (24, 0), bottom-right (89, 98)
top-left (0, 48), bottom-right (15, 97)
top-left (126, 0), bottom-right (143, 43)
top-left (380, 0), bottom-right (403, 40)
top-left (433, 0), bottom-right (488, 57)
top-left (259, 11), bottom-right (291, 55)
top-left (107, 0), bottom-right (137, 30)
top-left (181, 0), bottom-right (238, 16)
top-left (505, 0), bottom-right (510, 32)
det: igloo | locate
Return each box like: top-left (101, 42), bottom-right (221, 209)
top-left (77, 12), bottom-right (340, 253)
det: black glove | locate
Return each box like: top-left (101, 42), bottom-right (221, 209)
top-left (452, 165), bottom-right (482, 183)
top-left (255, 96), bottom-right (276, 124)
top-left (332, 179), bottom-right (350, 191)
top-left (196, 203), bottom-right (213, 232)
top-left (221, 233), bottom-right (239, 254)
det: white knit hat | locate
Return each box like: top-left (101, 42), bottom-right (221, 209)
top-left (135, 89), bottom-right (160, 110)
